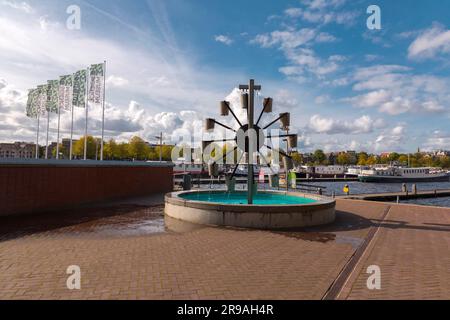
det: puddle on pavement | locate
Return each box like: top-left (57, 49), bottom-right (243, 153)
top-left (271, 231), bottom-right (336, 243)
top-left (0, 204), bottom-right (367, 247)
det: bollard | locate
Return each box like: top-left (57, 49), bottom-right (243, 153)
top-left (225, 176), bottom-right (236, 193)
top-left (402, 183), bottom-right (407, 193)
top-left (412, 184), bottom-right (417, 195)
top-left (269, 174), bottom-right (279, 189)
top-left (183, 174), bottom-right (192, 191)
top-left (396, 195), bottom-right (400, 204)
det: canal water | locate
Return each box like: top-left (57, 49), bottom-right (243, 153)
top-left (201, 181), bottom-right (450, 208)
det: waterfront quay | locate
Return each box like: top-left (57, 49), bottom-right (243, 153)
top-left (0, 195), bottom-right (449, 300)
top-left (344, 189), bottom-right (450, 202)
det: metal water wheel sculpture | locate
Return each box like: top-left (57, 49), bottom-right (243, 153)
top-left (203, 79), bottom-right (298, 204)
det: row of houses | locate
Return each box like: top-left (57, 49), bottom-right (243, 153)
top-left (0, 139), bottom-right (78, 160)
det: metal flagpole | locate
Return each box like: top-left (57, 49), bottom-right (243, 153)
top-left (69, 75), bottom-right (74, 160)
top-left (56, 92), bottom-right (61, 160)
top-left (100, 60), bottom-right (106, 161)
top-left (45, 110), bottom-right (50, 159)
top-left (159, 132), bottom-right (163, 162)
top-left (84, 67), bottom-right (89, 161)
top-left (35, 114), bottom-right (40, 159)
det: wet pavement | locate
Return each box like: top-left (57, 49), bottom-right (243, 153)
top-left (0, 196), bottom-right (449, 300)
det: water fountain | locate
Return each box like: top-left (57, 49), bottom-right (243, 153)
top-left (165, 79), bottom-right (336, 229)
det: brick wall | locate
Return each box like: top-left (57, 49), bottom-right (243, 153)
top-left (0, 161), bottom-right (173, 217)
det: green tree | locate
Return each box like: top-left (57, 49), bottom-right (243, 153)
top-left (337, 153), bottom-right (350, 165)
top-left (366, 155), bottom-right (378, 166)
top-left (357, 152), bottom-right (368, 166)
top-left (128, 136), bottom-right (149, 160)
top-left (73, 136), bottom-right (97, 159)
top-left (398, 155), bottom-right (408, 165)
top-left (313, 149), bottom-right (326, 165)
top-left (103, 139), bottom-right (118, 160)
top-left (116, 142), bottom-right (130, 160)
top-left (51, 144), bottom-right (68, 159)
top-left (388, 152), bottom-right (400, 162)
top-left (291, 152), bottom-right (303, 165)
top-left (439, 156), bottom-right (450, 169)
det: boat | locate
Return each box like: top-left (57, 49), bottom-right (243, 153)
top-left (226, 165), bottom-right (260, 177)
top-left (358, 167), bottom-right (450, 183)
top-left (173, 163), bottom-right (206, 175)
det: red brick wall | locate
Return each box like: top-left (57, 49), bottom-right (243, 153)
top-left (0, 163), bottom-right (173, 217)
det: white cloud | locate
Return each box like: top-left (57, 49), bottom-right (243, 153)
top-left (308, 114), bottom-right (384, 135)
top-left (408, 23), bottom-right (450, 59)
top-left (315, 95), bottom-right (330, 105)
top-left (374, 125), bottom-right (406, 152)
top-left (1, 0), bottom-right (32, 13)
top-left (106, 75), bottom-right (129, 88)
top-left (423, 131), bottom-right (450, 151)
top-left (214, 35), bottom-right (233, 46)
top-left (344, 65), bottom-right (450, 115)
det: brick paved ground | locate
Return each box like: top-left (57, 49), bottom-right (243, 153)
top-left (0, 197), bottom-right (449, 300)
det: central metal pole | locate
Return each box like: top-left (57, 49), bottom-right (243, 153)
top-left (248, 79), bottom-right (255, 205)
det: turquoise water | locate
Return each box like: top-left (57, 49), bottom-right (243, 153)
top-left (179, 192), bottom-right (318, 205)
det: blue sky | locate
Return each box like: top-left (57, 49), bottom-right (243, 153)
top-left (0, 0), bottom-right (450, 153)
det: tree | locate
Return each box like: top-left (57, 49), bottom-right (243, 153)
top-left (116, 142), bottom-right (129, 160)
top-left (128, 136), bottom-right (149, 160)
top-left (103, 139), bottom-right (118, 160)
top-left (439, 156), bottom-right (450, 169)
top-left (398, 155), bottom-right (408, 165)
top-left (291, 152), bottom-right (303, 165)
top-left (337, 153), bottom-right (351, 165)
top-left (388, 152), bottom-right (400, 162)
top-left (52, 144), bottom-right (68, 159)
top-left (313, 149), bottom-right (326, 165)
top-left (357, 152), bottom-right (368, 166)
top-left (73, 136), bottom-right (97, 159)
top-left (366, 155), bottom-right (378, 166)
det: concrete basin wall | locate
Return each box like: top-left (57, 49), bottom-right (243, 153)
top-left (0, 160), bottom-right (174, 217)
top-left (165, 191), bottom-right (336, 229)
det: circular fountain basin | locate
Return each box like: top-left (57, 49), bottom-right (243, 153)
top-left (165, 190), bottom-right (336, 229)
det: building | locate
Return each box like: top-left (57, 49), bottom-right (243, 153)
top-left (0, 142), bottom-right (36, 159)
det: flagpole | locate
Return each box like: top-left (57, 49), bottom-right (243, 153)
top-left (35, 114), bottom-right (40, 159)
top-left (45, 110), bottom-right (50, 160)
top-left (56, 93), bottom-right (61, 160)
top-left (100, 60), bottom-right (106, 161)
top-left (70, 75), bottom-right (74, 160)
top-left (84, 67), bottom-right (89, 161)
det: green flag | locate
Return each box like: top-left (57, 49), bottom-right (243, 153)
top-left (26, 88), bottom-right (39, 118)
top-left (46, 80), bottom-right (59, 113)
top-left (59, 75), bottom-right (73, 111)
top-left (73, 69), bottom-right (87, 108)
top-left (37, 84), bottom-right (48, 115)
top-left (88, 63), bottom-right (104, 104)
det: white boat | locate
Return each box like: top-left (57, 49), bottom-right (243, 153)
top-left (173, 163), bottom-right (205, 175)
top-left (359, 167), bottom-right (450, 183)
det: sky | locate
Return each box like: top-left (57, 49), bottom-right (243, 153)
top-left (1, 0), bottom-right (450, 153)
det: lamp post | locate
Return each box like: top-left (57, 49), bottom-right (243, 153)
top-left (155, 132), bottom-right (163, 162)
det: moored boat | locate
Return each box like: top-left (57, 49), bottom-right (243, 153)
top-left (359, 167), bottom-right (450, 183)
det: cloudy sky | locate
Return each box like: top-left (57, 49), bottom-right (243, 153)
top-left (1, 0), bottom-right (450, 153)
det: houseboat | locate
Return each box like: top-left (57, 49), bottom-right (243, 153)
top-left (358, 167), bottom-right (450, 183)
